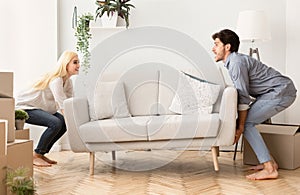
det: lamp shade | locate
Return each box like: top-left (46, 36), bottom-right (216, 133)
top-left (236, 10), bottom-right (271, 42)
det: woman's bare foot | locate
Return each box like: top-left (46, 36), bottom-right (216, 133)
top-left (33, 153), bottom-right (52, 167)
top-left (41, 155), bottom-right (57, 164)
top-left (33, 152), bottom-right (57, 166)
top-left (246, 161), bottom-right (278, 180)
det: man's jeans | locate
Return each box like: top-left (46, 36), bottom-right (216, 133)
top-left (243, 95), bottom-right (296, 163)
top-left (25, 109), bottom-right (67, 155)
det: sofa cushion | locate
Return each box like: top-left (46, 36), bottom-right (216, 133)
top-left (147, 114), bottom-right (220, 141)
top-left (157, 66), bottom-right (180, 115)
top-left (119, 64), bottom-right (160, 116)
top-left (87, 81), bottom-right (131, 121)
top-left (169, 71), bottom-right (220, 114)
top-left (79, 116), bottom-right (151, 143)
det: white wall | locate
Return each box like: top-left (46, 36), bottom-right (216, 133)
top-left (286, 0), bottom-right (300, 124)
top-left (59, 0), bottom-right (287, 70)
top-left (0, 1), bottom-right (58, 95)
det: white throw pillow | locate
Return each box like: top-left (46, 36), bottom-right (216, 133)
top-left (169, 71), bottom-right (220, 114)
top-left (88, 81), bottom-right (131, 120)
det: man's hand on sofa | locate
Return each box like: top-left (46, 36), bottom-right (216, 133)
top-left (234, 128), bottom-right (243, 144)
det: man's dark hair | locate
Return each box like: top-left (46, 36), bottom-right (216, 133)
top-left (212, 29), bottom-right (240, 52)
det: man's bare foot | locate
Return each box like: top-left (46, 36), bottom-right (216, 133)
top-left (246, 161), bottom-right (278, 180)
top-left (33, 155), bottom-right (52, 167)
top-left (247, 164), bottom-right (264, 170)
top-left (248, 161), bottom-right (278, 171)
top-left (246, 169), bottom-right (278, 180)
top-left (248, 162), bottom-right (278, 170)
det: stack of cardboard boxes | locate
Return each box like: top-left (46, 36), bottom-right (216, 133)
top-left (0, 72), bottom-right (33, 195)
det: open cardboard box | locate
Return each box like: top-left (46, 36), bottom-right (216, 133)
top-left (243, 123), bottom-right (300, 169)
top-left (15, 128), bottom-right (30, 140)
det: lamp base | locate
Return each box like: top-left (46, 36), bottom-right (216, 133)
top-left (249, 48), bottom-right (260, 61)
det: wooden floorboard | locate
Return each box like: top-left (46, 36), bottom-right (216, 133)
top-left (33, 150), bottom-right (300, 195)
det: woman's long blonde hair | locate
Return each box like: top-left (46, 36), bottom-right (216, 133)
top-left (33, 51), bottom-right (78, 90)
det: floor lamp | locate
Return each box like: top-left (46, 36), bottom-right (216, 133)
top-left (236, 10), bottom-right (271, 60)
top-left (233, 10), bottom-right (271, 160)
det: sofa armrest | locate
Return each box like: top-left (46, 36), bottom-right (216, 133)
top-left (64, 97), bottom-right (90, 152)
top-left (215, 86), bottom-right (237, 146)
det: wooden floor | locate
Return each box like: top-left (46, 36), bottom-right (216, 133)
top-left (33, 150), bottom-right (300, 195)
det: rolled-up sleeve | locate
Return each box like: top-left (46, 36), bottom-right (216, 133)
top-left (64, 79), bottom-right (73, 99)
top-left (49, 78), bottom-right (68, 110)
top-left (228, 60), bottom-right (252, 110)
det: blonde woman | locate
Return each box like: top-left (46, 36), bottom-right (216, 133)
top-left (16, 51), bottom-right (80, 167)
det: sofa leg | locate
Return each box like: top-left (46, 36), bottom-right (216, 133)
top-left (211, 146), bottom-right (219, 171)
top-left (90, 152), bottom-right (95, 176)
top-left (112, 151), bottom-right (116, 161)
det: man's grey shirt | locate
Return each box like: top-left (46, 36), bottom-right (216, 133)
top-left (224, 52), bottom-right (297, 110)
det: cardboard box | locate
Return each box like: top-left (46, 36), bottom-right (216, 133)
top-left (243, 124), bottom-right (300, 169)
top-left (0, 98), bottom-right (15, 143)
top-left (0, 155), bottom-right (7, 195)
top-left (0, 120), bottom-right (7, 155)
top-left (7, 140), bottom-right (33, 177)
top-left (0, 72), bottom-right (13, 98)
top-left (15, 129), bottom-right (29, 140)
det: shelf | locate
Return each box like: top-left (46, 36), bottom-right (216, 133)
top-left (90, 26), bottom-right (126, 30)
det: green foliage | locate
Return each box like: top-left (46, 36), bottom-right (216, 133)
top-left (15, 110), bottom-right (29, 120)
top-left (75, 13), bottom-right (94, 74)
top-left (6, 167), bottom-right (35, 195)
top-left (95, 0), bottom-right (135, 28)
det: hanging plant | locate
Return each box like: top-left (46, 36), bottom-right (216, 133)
top-left (75, 13), bottom-right (94, 74)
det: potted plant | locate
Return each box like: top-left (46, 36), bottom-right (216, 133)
top-left (15, 110), bottom-right (29, 130)
top-left (6, 167), bottom-right (35, 195)
top-left (95, 0), bottom-right (135, 28)
top-left (75, 13), bottom-right (94, 74)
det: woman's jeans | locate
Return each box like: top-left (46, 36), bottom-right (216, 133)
top-left (243, 95), bottom-right (296, 164)
top-left (25, 109), bottom-right (67, 155)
